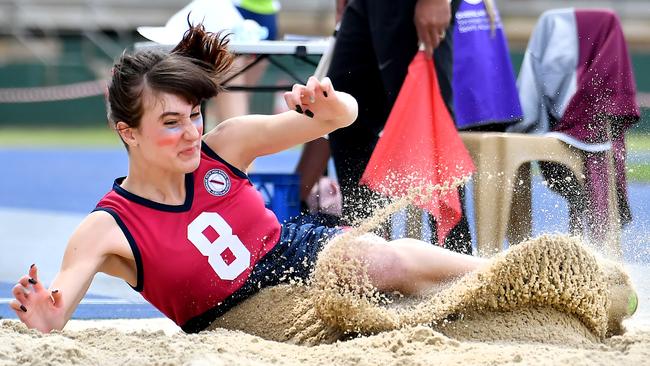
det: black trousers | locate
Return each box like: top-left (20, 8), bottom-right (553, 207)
top-left (327, 0), bottom-right (472, 254)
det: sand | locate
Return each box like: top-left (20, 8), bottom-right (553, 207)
top-left (2, 315), bottom-right (649, 365)
top-left (2, 234), bottom-right (647, 365)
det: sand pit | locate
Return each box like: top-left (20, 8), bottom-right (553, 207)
top-left (1, 233), bottom-right (647, 365)
top-left (2, 315), bottom-right (649, 365)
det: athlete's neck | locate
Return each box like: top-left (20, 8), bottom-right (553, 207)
top-left (121, 161), bottom-right (188, 205)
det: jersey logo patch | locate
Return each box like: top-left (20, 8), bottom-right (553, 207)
top-left (204, 169), bottom-right (231, 196)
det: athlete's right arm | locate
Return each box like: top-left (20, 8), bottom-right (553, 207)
top-left (9, 211), bottom-right (128, 333)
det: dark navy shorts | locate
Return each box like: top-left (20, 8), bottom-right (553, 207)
top-left (181, 223), bottom-right (341, 333)
top-left (250, 222), bottom-right (342, 286)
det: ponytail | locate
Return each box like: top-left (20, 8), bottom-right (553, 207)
top-left (171, 22), bottom-right (235, 88)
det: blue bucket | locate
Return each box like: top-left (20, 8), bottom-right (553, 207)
top-left (249, 173), bottom-right (301, 222)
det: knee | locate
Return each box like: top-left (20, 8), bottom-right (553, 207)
top-left (359, 242), bottom-right (410, 291)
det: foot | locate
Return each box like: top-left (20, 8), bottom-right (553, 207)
top-left (598, 258), bottom-right (638, 336)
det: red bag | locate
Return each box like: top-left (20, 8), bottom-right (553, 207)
top-left (360, 51), bottom-right (475, 244)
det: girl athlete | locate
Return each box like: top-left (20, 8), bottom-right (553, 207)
top-left (10, 24), bottom-right (485, 333)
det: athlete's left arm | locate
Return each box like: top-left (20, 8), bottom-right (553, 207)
top-left (203, 76), bottom-right (357, 171)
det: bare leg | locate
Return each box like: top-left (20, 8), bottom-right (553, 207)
top-left (353, 236), bottom-right (486, 295)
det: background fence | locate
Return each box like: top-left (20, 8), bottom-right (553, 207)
top-left (0, 0), bottom-right (648, 128)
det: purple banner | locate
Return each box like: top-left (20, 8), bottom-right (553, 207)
top-left (452, 0), bottom-right (522, 129)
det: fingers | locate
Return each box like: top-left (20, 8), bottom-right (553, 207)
top-left (10, 285), bottom-right (62, 314)
top-left (18, 275), bottom-right (31, 289)
top-left (12, 284), bottom-right (29, 304)
top-left (28, 264), bottom-right (45, 292)
top-left (29, 263), bottom-right (37, 281)
top-left (9, 263), bottom-right (57, 317)
top-left (319, 77), bottom-right (334, 98)
top-left (292, 79), bottom-right (319, 108)
top-left (422, 23), bottom-right (446, 56)
top-left (284, 88), bottom-right (312, 117)
top-left (51, 289), bottom-right (64, 309)
top-left (9, 299), bottom-right (27, 315)
top-left (284, 76), bottom-right (337, 119)
top-left (283, 91), bottom-right (302, 114)
top-left (291, 83), bottom-right (305, 111)
top-left (10, 283), bottom-right (29, 317)
top-left (285, 80), bottom-right (314, 118)
top-left (427, 25), bottom-right (442, 51)
top-left (14, 264), bottom-right (45, 300)
top-left (416, 26), bottom-right (433, 57)
top-left (305, 76), bottom-right (320, 104)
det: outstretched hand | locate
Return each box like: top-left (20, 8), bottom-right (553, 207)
top-left (283, 76), bottom-right (358, 128)
top-left (9, 264), bottom-right (65, 333)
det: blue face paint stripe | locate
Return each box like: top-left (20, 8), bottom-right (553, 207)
top-left (193, 115), bottom-right (203, 128)
top-left (163, 114), bottom-right (203, 134)
top-left (164, 126), bottom-right (183, 134)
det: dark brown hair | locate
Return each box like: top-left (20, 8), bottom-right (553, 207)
top-left (106, 22), bottom-right (234, 131)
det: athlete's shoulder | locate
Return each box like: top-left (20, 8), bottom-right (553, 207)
top-left (202, 119), bottom-right (232, 157)
top-left (201, 135), bottom-right (249, 179)
top-left (61, 210), bottom-right (135, 286)
top-left (202, 119), bottom-right (250, 173)
top-left (68, 210), bottom-right (129, 256)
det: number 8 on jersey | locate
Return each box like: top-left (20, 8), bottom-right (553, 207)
top-left (187, 212), bottom-right (251, 280)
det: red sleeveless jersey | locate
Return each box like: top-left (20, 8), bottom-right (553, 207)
top-left (95, 143), bottom-right (281, 330)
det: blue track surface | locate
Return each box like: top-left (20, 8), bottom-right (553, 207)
top-left (0, 282), bottom-right (163, 320)
top-left (0, 147), bottom-right (301, 213)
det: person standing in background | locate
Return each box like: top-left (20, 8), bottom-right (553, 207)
top-left (325, 0), bottom-right (473, 254)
